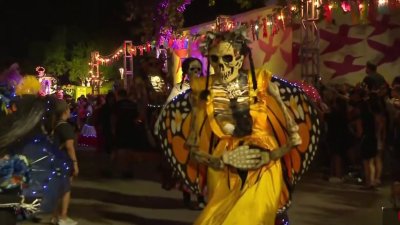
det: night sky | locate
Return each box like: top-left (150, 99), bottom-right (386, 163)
top-left (0, 0), bottom-right (264, 73)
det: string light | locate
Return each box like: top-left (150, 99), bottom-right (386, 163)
top-left (147, 104), bottom-right (163, 108)
top-left (378, 0), bottom-right (388, 5)
top-left (24, 136), bottom-right (72, 198)
top-left (89, 0), bottom-right (398, 69)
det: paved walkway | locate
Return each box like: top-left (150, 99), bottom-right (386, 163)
top-left (21, 150), bottom-right (393, 225)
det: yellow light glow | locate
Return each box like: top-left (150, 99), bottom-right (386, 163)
top-left (378, 0), bottom-right (387, 5)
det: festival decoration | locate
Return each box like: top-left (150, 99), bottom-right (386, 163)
top-left (15, 76), bottom-right (41, 96)
top-left (341, 0), bottom-right (352, 12)
top-left (92, 0), bottom-right (399, 65)
top-left (36, 67), bottom-right (58, 95)
top-left (88, 0), bottom-right (400, 88)
top-left (61, 84), bottom-right (75, 98)
top-left (0, 155), bottom-right (41, 216)
top-left (292, 80), bottom-right (322, 104)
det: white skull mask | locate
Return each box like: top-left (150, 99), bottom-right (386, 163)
top-left (209, 41), bottom-right (244, 84)
top-left (187, 60), bottom-right (202, 79)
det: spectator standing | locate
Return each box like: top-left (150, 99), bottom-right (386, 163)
top-left (49, 99), bottom-right (79, 225)
top-left (354, 89), bottom-right (379, 189)
top-left (111, 89), bottom-right (141, 178)
top-left (97, 91), bottom-right (116, 154)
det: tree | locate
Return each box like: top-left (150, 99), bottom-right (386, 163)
top-left (68, 42), bottom-right (93, 85)
top-left (43, 28), bottom-right (68, 76)
top-left (100, 63), bottom-right (121, 81)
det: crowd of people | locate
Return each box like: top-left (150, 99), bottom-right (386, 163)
top-left (54, 59), bottom-right (400, 216)
top-left (2, 52), bottom-right (399, 224)
top-left (61, 56), bottom-right (207, 210)
top-left (319, 62), bottom-right (400, 196)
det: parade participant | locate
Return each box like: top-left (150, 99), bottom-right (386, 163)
top-left (156, 57), bottom-right (207, 210)
top-left (155, 27), bottom-right (321, 225)
top-left (0, 74), bottom-right (76, 225)
top-left (154, 57), bottom-right (204, 132)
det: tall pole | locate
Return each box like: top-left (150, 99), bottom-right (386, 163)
top-left (300, 0), bottom-right (320, 86)
top-left (90, 51), bottom-right (100, 95)
top-left (123, 41), bottom-right (134, 90)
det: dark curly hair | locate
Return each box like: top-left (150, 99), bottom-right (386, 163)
top-left (180, 57), bottom-right (203, 89)
top-left (182, 57), bottom-right (202, 75)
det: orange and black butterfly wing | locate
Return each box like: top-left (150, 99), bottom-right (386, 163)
top-left (156, 89), bottom-right (209, 194)
top-left (267, 76), bottom-right (322, 210)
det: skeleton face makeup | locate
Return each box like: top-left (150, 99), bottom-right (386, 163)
top-left (187, 60), bottom-right (202, 79)
top-left (209, 41), bottom-right (244, 84)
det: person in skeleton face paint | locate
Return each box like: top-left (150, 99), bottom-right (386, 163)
top-left (154, 57), bottom-right (204, 133)
top-left (173, 57), bottom-right (203, 102)
top-left (184, 29), bottom-right (302, 225)
top-left (156, 27), bottom-right (321, 225)
top-left (154, 57), bottom-right (207, 209)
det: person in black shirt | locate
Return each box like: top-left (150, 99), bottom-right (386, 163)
top-left (111, 89), bottom-right (141, 178)
top-left (354, 92), bottom-right (379, 190)
top-left (362, 61), bottom-right (387, 93)
top-left (96, 92), bottom-right (115, 154)
top-left (50, 99), bottom-right (79, 225)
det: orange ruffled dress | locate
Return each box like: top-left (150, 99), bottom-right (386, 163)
top-left (191, 69), bottom-right (284, 225)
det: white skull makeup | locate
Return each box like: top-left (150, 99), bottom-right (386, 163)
top-left (187, 60), bottom-right (202, 79)
top-left (209, 41), bottom-right (244, 84)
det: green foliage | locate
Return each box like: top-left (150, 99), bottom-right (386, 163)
top-left (99, 63), bottom-right (121, 81)
top-left (43, 28), bottom-right (68, 76)
top-left (68, 42), bottom-right (93, 84)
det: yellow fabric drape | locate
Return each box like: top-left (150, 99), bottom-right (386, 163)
top-left (192, 69), bottom-right (284, 225)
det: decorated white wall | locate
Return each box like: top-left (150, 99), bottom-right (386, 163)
top-left (293, 12), bottom-right (400, 86)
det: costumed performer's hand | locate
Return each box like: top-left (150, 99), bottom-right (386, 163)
top-left (190, 148), bottom-right (211, 164)
top-left (289, 132), bottom-right (302, 146)
top-left (222, 145), bottom-right (262, 170)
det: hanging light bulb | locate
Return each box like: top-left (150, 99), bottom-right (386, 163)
top-left (378, 0), bottom-right (388, 5)
top-left (341, 1), bottom-right (351, 12)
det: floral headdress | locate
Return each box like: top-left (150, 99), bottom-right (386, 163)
top-left (197, 26), bottom-right (258, 101)
top-left (198, 26), bottom-right (252, 56)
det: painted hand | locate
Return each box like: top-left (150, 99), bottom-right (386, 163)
top-left (222, 145), bottom-right (262, 170)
